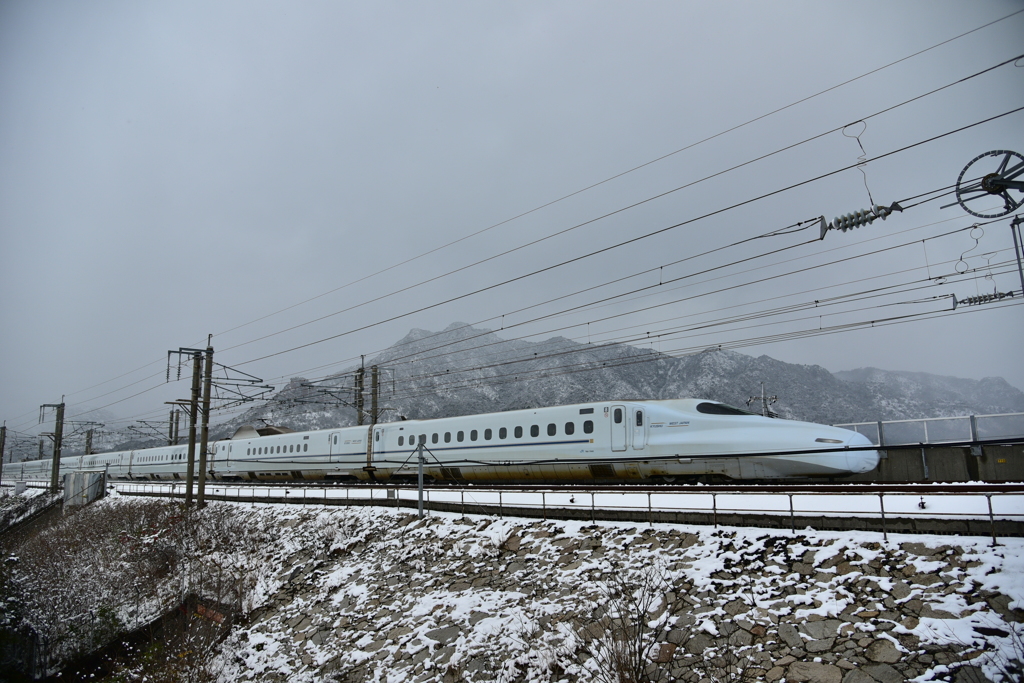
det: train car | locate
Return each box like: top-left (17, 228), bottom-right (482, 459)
top-left (2, 399), bottom-right (878, 485)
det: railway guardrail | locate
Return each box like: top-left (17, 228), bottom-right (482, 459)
top-left (112, 481), bottom-right (1024, 543)
top-left (836, 411), bottom-right (1024, 447)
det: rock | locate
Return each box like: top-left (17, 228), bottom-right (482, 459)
top-left (685, 633), bottom-right (714, 655)
top-left (806, 638), bottom-right (835, 653)
top-left (788, 661), bottom-right (842, 683)
top-left (469, 611), bottom-right (491, 626)
top-left (802, 620), bottom-right (842, 640)
top-left (654, 642), bottom-right (677, 663)
top-left (780, 623), bottom-right (805, 648)
top-left (890, 582), bottom-right (911, 600)
top-left (842, 670), bottom-right (875, 683)
top-left (953, 666), bottom-right (988, 683)
top-left (865, 639), bottom-right (901, 664)
top-left (724, 599), bottom-right (748, 616)
top-left (766, 666), bottom-right (786, 681)
top-left (862, 663), bottom-right (904, 683)
top-left (425, 626), bottom-right (461, 644)
top-left (728, 630), bottom-right (753, 647)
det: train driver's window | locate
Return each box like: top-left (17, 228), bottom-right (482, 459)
top-left (499, 427), bottom-right (507, 439)
top-left (445, 432), bottom-right (452, 443)
top-left (636, 411), bottom-right (643, 426)
top-left (565, 422), bottom-right (575, 435)
top-left (614, 408), bottom-right (623, 423)
top-left (514, 426), bottom-right (523, 438)
top-left (547, 423), bottom-right (556, 436)
top-left (584, 420), bottom-right (594, 433)
top-left (530, 425), bottom-right (539, 437)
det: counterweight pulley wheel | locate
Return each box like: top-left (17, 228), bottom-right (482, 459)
top-left (954, 149), bottom-right (1024, 218)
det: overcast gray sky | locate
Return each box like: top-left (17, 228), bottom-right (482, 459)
top-left (2, 1), bottom-right (1023, 440)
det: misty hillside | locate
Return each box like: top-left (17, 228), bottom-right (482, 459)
top-left (209, 323), bottom-right (1024, 439)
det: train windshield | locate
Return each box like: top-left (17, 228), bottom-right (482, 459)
top-left (696, 402), bottom-right (758, 416)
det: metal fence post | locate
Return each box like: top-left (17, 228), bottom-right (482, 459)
top-left (987, 494), bottom-right (999, 547)
top-left (712, 493), bottom-right (718, 528)
top-left (788, 494), bottom-right (795, 533)
top-left (879, 493), bottom-right (887, 542)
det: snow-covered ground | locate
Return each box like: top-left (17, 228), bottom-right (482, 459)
top-left (5, 489), bottom-right (1024, 682)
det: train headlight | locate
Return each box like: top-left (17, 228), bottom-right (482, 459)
top-left (815, 438), bottom-right (843, 444)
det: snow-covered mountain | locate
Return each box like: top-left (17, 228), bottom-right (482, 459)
top-left (212, 323), bottom-right (1024, 438)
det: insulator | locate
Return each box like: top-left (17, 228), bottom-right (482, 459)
top-left (829, 202), bottom-right (901, 235)
top-left (958, 291), bottom-right (1015, 306)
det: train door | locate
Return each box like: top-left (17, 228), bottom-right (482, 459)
top-left (611, 405), bottom-right (627, 451)
top-left (631, 407), bottom-right (646, 450)
top-left (372, 427), bottom-right (384, 461)
top-left (329, 432), bottom-right (342, 461)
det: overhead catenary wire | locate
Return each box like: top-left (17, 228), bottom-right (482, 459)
top-left (216, 58), bottom-right (1024, 362)
top-left (16, 61), bottom-right (1022, 432)
top-left (10, 50), bottom-right (1023, 435)
top-left (228, 105), bottom-right (1024, 373)
top-left (210, 10), bottom-right (1024, 342)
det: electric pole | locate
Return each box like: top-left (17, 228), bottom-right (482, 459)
top-left (85, 429), bottom-right (94, 456)
top-left (371, 365), bottom-right (379, 425)
top-left (0, 424), bottom-right (6, 491)
top-left (168, 409), bottom-right (181, 446)
top-left (355, 358), bottom-right (365, 426)
top-left (197, 342), bottom-right (214, 508)
top-left (40, 401), bottom-right (65, 493)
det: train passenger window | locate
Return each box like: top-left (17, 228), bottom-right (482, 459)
top-left (515, 426), bottom-right (523, 438)
top-left (547, 424), bottom-right (556, 436)
top-left (636, 411), bottom-right (643, 427)
top-left (530, 425), bottom-right (539, 438)
top-left (432, 433), bottom-right (438, 444)
top-left (303, 444), bottom-right (308, 452)
top-left (470, 430), bottom-right (478, 441)
top-left (290, 445), bottom-right (294, 453)
top-left (614, 408), bottom-right (623, 424)
top-left (278, 446), bottom-right (283, 453)
top-left (444, 432), bottom-right (452, 443)
top-left (420, 435), bottom-right (426, 445)
top-left (499, 427), bottom-right (507, 439)
top-left (399, 436), bottom-right (404, 446)
top-left (484, 429), bottom-right (492, 440)
top-left (457, 431), bottom-right (465, 442)
top-left (584, 420), bottom-right (594, 434)
top-left (565, 422), bottom-right (575, 435)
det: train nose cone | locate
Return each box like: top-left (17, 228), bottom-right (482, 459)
top-left (845, 431), bottom-right (880, 473)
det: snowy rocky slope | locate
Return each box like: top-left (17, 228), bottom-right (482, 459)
top-left (212, 505), bottom-right (1024, 683)
top-left (5, 491), bottom-right (1024, 682)
top-left (213, 323), bottom-right (1024, 440)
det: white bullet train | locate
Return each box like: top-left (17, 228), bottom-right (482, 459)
top-left (4, 399), bottom-right (878, 484)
